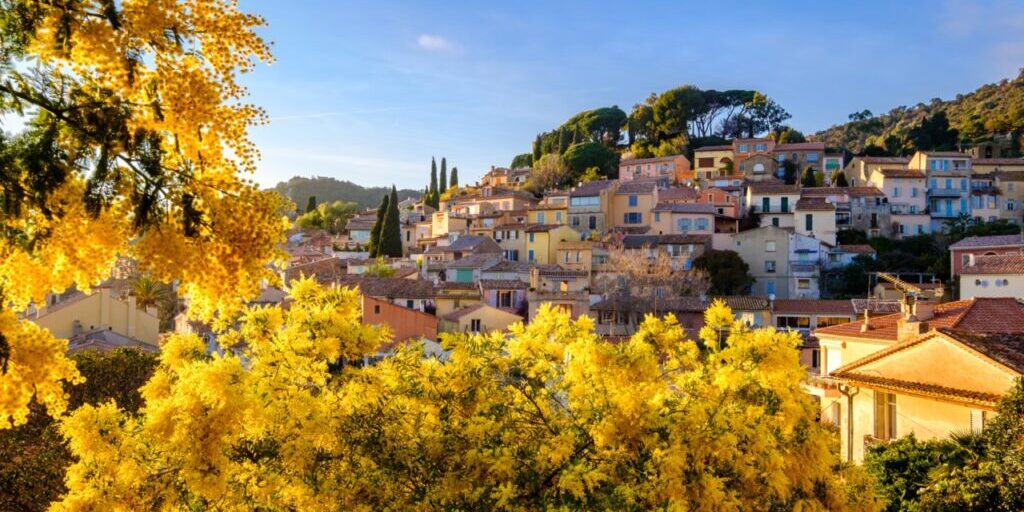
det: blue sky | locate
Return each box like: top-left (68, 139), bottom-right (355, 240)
top-left (244, 0), bottom-right (1024, 189)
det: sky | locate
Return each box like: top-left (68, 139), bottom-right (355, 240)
top-left (244, 0), bottom-right (1024, 189)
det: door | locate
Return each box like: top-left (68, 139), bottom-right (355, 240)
top-left (945, 199), bottom-right (952, 217)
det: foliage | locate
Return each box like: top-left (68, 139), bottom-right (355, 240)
top-left (511, 153), bottom-right (534, 169)
top-left (524, 154), bottom-right (573, 195)
top-left (305, 196), bottom-right (317, 215)
top-left (0, 349), bottom-right (158, 512)
top-left (907, 112), bottom-right (959, 152)
top-left (379, 186), bottom-right (403, 257)
top-left (835, 172), bottom-right (850, 187)
top-left (782, 160), bottom-right (800, 185)
top-left (271, 176), bottom-right (420, 211)
top-left (579, 167), bottom-right (603, 183)
top-left (597, 245), bottom-right (710, 305)
top-left (814, 69), bottom-right (1024, 155)
top-left (562, 142), bottom-right (619, 180)
top-left (430, 157), bottom-right (439, 199)
top-left (864, 379), bottom-right (1024, 512)
top-left (363, 258), bottom-right (395, 278)
top-left (771, 126), bottom-right (807, 143)
top-left (54, 286), bottom-right (879, 511)
top-left (943, 213), bottom-right (1022, 242)
top-left (367, 194), bottom-right (388, 257)
top-left (801, 166), bottom-right (818, 187)
top-left (129, 274), bottom-right (179, 331)
top-left (693, 250), bottom-right (754, 295)
top-left (440, 157), bottom-right (448, 195)
top-left (450, 167), bottom-right (459, 189)
top-left (295, 200), bottom-right (359, 234)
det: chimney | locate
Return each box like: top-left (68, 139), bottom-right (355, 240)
top-left (966, 253), bottom-right (977, 268)
top-left (767, 293), bottom-right (776, 311)
top-left (860, 309), bottom-right (870, 333)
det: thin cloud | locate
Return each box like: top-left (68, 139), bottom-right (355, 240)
top-left (417, 34), bottom-right (455, 52)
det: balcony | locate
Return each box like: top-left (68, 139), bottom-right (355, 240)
top-left (928, 188), bottom-right (964, 198)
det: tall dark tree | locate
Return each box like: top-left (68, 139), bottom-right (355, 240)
top-left (439, 157), bottom-right (448, 195)
top-left (429, 157), bottom-right (439, 198)
top-left (368, 194), bottom-right (388, 257)
top-left (781, 160), bottom-right (799, 185)
top-left (834, 172), bottom-right (850, 187)
top-left (380, 186), bottom-right (403, 257)
top-left (908, 111), bottom-right (959, 152)
top-left (511, 153), bottom-right (533, 169)
top-left (304, 196), bottom-right (317, 215)
top-left (693, 250), bottom-right (754, 295)
top-left (449, 167), bottom-right (458, 189)
top-left (532, 134), bottom-right (543, 162)
top-left (801, 167), bottom-right (818, 188)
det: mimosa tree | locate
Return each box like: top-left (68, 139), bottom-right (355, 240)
top-left (55, 288), bottom-right (879, 511)
top-left (0, 0), bottom-right (289, 427)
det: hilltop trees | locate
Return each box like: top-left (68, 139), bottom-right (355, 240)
top-left (562, 142), bottom-right (619, 179)
top-left (54, 285), bottom-right (879, 511)
top-left (511, 153), bottom-right (534, 169)
top-left (0, 0), bottom-right (288, 426)
top-left (295, 200), bottom-right (358, 234)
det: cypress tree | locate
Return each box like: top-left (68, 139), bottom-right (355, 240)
top-left (439, 157), bottom-right (447, 195)
top-left (835, 172), bottom-right (849, 187)
top-left (429, 157), bottom-right (438, 198)
top-left (304, 196), bottom-right (317, 215)
top-left (380, 186), bottom-right (403, 257)
top-left (368, 194), bottom-right (388, 257)
top-left (532, 134), bottom-right (543, 162)
top-left (450, 167), bottom-right (458, 189)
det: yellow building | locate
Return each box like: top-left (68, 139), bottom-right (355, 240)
top-left (794, 197), bottom-right (838, 246)
top-left (810, 297), bottom-right (1024, 462)
top-left (970, 158), bottom-right (1024, 175)
top-left (612, 179), bottom-right (659, 229)
top-left (494, 222), bottom-right (527, 262)
top-left (841, 156), bottom-right (909, 186)
top-left (439, 304), bottom-right (523, 334)
top-left (430, 211), bottom-right (469, 238)
top-left (692, 145), bottom-right (734, 181)
top-left (433, 282), bottom-right (482, 319)
top-left (745, 183), bottom-right (800, 229)
top-left (650, 203), bottom-right (716, 235)
top-left (527, 204), bottom-right (568, 225)
top-left (525, 224), bottom-right (582, 264)
top-left (555, 240), bottom-right (608, 274)
top-left (30, 287), bottom-right (161, 350)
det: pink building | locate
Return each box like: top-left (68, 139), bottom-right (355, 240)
top-left (948, 234), bottom-right (1024, 281)
top-left (618, 154), bottom-right (693, 183)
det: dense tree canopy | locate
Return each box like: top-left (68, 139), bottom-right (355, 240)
top-left (53, 284), bottom-right (879, 510)
top-left (693, 250), bottom-right (755, 296)
top-left (510, 153), bottom-right (534, 169)
top-left (562, 142), bottom-right (619, 180)
top-left (0, 0), bottom-right (289, 427)
top-left (295, 200), bottom-right (358, 234)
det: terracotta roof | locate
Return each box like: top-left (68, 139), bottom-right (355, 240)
top-left (795, 198), bottom-right (836, 211)
top-left (857, 156), bottom-right (910, 164)
top-left (653, 202), bottom-right (717, 214)
top-left (615, 179), bottom-right (660, 194)
top-left (658, 187), bottom-right (699, 201)
top-left (591, 295), bottom-right (707, 313)
top-left (569, 180), bottom-right (616, 197)
top-left (831, 371), bottom-right (1003, 406)
top-left (940, 329), bottom-right (1024, 373)
top-left (657, 234), bottom-right (713, 245)
top-left (974, 158), bottom-right (1024, 166)
top-left (720, 296), bottom-right (770, 311)
top-left (879, 168), bottom-right (926, 178)
top-left (337, 276), bottom-right (437, 300)
top-left (525, 223), bottom-right (564, 233)
top-left (748, 183), bottom-right (800, 195)
top-left (851, 299), bottom-right (901, 315)
top-left (479, 279), bottom-right (528, 290)
top-left (815, 297), bottom-right (1024, 341)
top-left (694, 145), bottom-right (733, 152)
top-left (949, 234), bottom-right (1024, 250)
top-left (846, 186), bottom-right (886, 197)
top-left (773, 299), bottom-right (856, 316)
top-left (483, 260), bottom-right (534, 273)
top-left (921, 151), bottom-right (971, 158)
top-left (773, 142), bottom-right (826, 152)
top-left (836, 244), bottom-right (876, 254)
top-left (445, 235), bottom-right (502, 253)
top-left (961, 254), bottom-right (1024, 275)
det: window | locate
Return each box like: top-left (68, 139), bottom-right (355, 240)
top-left (536, 212), bottom-right (546, 223)
top-left (960, 198), bottom-right (968, 213)
top-left (874, 392), bottom-right (897, 441)
top-left (695, 218), bottom-right (709, 231)
top-left (755, 143), bottom-right (767, 152)
top-left (739, 144), bottom-right (749, 152)
top-left (910, 205), bottom-right (917, 213)
top-left (589, 216), bottom-right (597, 230)
top-left (654, 212), bottom-right (661, 222)
top-left (1009, 200), bottom-right (1017, 211)
top-left (406, 230), bottom-right (410, 242)
top-left (811, 349), bottom-right (820, 369)
top-left (816, 316), bottom-right (851, 328)
top-left (572, 216), bottom-right (580, 226)
top-left (470, 319), bottom-right (482, 332)
top-left (766, 281), bottom-right (776, 295)
top-left (559, 281), bottom-right (569, 293)
top-left (930, 178), bottom-right (937, 189)
top-left (898, 223), bottom-right (905, 234)
top-left (807, 152), bottom-right (819, 162)
top-left (498, 291), bottom-right (513, 308)
top-left (912, 187), bottom-right (918, 198)
top-left (917, 224), bottom-right (924, 234)
top-left (624, 212), bottom-right (642, 224)
top-left (571, 196), bottom-right (601, 207)
top-left (406, 300), bottom-right (415, 309)
top-left (892, 187), bottom-right (901, 198)
top-left (777, 153), bottom-right (786, 163)
top-left (753, 163), bottom-right (766, 174)
top-left (555, 211), bottom-right (562, 223)
top-left (762, 197), bottom-right (770, 213)
top-left (765, 241), bottom-right (777, 252)
top-left (805, 214), bottom-right (813, 231)
top-left (527, 249), bottom-right (535, 262)
top-left (776, 316), bottom-right (810, 329)
top-left (765, 260), bottom-right (777, 273)
top-left (798, 278), bottom-right (811, 290)
top-left (1010, 183), bottom-right (1016, 192)
top-left (781, 197), bottom-right (789, 213)
top-left (528, 233), bottom-right (535, 242)
top-left (677, 218), bottom-right (692, 232)
top-left (945, 178), bottom-right (953, 189)
top-left (961, 179), bottom-right (968, 191)
top-left (628, 195), bottom-right (638, 207)
top-left (373, 304), bottom-right (381, 315)
top-left (772, 217), bottom-right (779, 227)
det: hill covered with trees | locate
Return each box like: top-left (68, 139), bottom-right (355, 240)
top-left (271, 176), bottom-right (421, 211)
top-left (812, 69), bottom-right (1024, 156)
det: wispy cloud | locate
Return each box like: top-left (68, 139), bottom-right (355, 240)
top-left (417, 34), bottom-right (456, 52)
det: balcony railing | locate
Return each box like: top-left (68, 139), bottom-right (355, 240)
top-left (928, 188), bottom-right (965, 198)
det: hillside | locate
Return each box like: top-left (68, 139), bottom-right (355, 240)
top-left (271, 176), bottom-right (421, 211)
top-left (812, 69), bottom-right (1024, 155)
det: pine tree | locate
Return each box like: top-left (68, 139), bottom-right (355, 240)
top-left (834, 172), bottom-right (849, 187)
top-left (439, 158), bottom-right (448, 195)
top-left (429, 157), bottom-right (438, 198)
top-left (450, 167), bottom-right (459, 189)
top-left (304, 196), bottom-right (317, 215)
top-left (368, 194), bottom-right (388, 257)
top-left (380, 186), bottom-right (403, 257)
